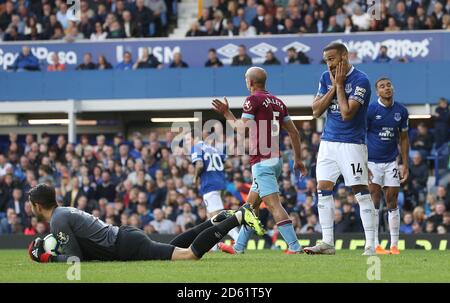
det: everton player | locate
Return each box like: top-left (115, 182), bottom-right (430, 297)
top-left (303, 42), bottom-right (376, 255)
top-left (367, 77), bottom-right (409, 255)
top-left (27, 184), bottom-right (263, 263)
top-left (189, 133), bottom-right (240, 241)
top-left (212, 66), bottom-right (308, 254)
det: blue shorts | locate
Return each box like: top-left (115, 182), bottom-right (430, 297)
top-left (250, 158), bottom-right (282, 198)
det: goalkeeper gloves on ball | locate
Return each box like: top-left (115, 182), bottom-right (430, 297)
top-left (28, 238), bottom-right (53, 263)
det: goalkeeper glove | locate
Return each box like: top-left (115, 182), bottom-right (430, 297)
top-left (28, 238), bottom-right (53, 263)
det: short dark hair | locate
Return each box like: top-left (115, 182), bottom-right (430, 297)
top-left (375, 77), bottom-right (391, 88)
top-left (28, 184), bottom-right (57, 210)
top-left (208, 48), bottom-right (216, 53)
top-left (323, 42), bottom-right (348, 54)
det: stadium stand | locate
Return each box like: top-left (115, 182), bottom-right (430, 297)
top-left (0, 112), bottom-right (448, 236)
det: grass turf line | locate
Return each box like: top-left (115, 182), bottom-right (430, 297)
top-left (1, 249), bottom-right (449, 283)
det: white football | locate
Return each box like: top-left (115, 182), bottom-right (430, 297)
top-left (43, 234), bottom-right (60, 256)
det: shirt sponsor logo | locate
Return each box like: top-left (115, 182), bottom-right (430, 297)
top-left (378, 127), bottom-right (395, 140)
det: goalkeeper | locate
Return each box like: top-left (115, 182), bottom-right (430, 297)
top-left (28, 184), bottom-right (264, 263)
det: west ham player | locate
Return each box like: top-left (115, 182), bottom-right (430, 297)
top-left (189, 134), bottom-right (240, 241)
top-left (367, 77), bottom-right (409, 255)
top-left (212, 66), bottom-right (308, 254)
top-left (27, 184), bottom-right (263, 263)
top-left (303, 42), bottom-right (376, 255)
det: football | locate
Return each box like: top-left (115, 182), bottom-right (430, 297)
top-left (43, 234), bottom-right (60, 256)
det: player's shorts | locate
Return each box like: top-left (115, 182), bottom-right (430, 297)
top-left (116, 225), bottom-right (175, 261)
top-left (203, 190), bottom-right (224, 213)
top-left (368, 161), bottom-right (400, 187)
top-left (250, 157), bottom-right (282, 198)
top-left (316, 141), bottom-right (368, 186)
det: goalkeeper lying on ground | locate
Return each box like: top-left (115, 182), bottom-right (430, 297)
top-left (27, 184), bottom-right (264, 263)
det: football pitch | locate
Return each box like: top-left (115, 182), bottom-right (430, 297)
top-left (1, 249), bottom-right (449, 283)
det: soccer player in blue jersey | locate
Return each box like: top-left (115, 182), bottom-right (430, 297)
top-left (190, 133), bottom-right (240, 241)
top-left (367, 77), bottom-right (409, 255)
top-left (303, 42), bottom-right (377, 255)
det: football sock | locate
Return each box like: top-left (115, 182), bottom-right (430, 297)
top-left (355, 191), bottom-right (376, 249)
top-left (388, 208), bottom-right (400, 247)
top-left (228, 227), bottom-right (240, 242)
top-left (169, 220), bottom-right (213, 248)
top-left (317, 190), bottom-right (335, 246)
top-left (234, 226), bottom-right (254, 252)
top-left (374, 208), bottom-right (380, 247)
top-left (191, 215), bottom-right (241, 258)
top-left (277, 219), bottom-right (301, 252)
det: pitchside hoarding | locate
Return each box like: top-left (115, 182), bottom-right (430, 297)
top-left (0, 31), bottom-right (448, 71)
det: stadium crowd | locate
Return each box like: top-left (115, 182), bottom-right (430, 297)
top-left (1, 0), bottom-right (450, 43)
top-left (0, 102), bottom-right (448, 238)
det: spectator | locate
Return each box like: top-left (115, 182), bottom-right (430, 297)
top-left (238, 20), bottom-right (257, 36)
top-left (7, 188), bottom-right (25, 218)
top-left (400, 212), bottom-right (414, 234)
top-left (263, 50), bottom-right (280, 65)
top-left (76, 53), bottom-right (97, 70)
top-left (433, 98), bottom-right (449, 147)
top-left (122, 10), bottom-right (139, 38)
top-left (64, 177), bottom-right (83, 208)
top-left (150, 208), bottom-right (176, 234)
top-left (204, 48), bottom-right (224, 68)
top-left (97, 55), bottom-right (113, 70)
top-left (9, 46), bottom-right (40, 71)
top-left (300, 214), bottom-right (321, 233)
top-left (0, 209), bottom-right (23, 234)
top-left (47, 53), bottom-right (65, 72)
top-left (299, 14), bottom-right (318, 33)
top-left (137, 202), bottom-right (154, 229)
top-left (374, 45), bottom-right (391, 63)
top-left (411, 122), bottom-right (434, 157)
top-left (176, 202), bottom-right (197, 232)
top-left (231, 44), bottom-right (252, 66)
top-left (134, 48), bottom-right (163, 69)
top-left (385, 17), bottom-right (401, 31)
top-left (286, 47), bottom-right (298, 64)
top-left (429, 202), bottom-right (446, 226)
top-left (135, 0), bottom-right (155, 37)
top-left (107, 20), bottom-right (125, 38)
top-left (116, 51), bottom-right (134, 70)
top-left (409, 152), bottom-right (429, 203)
top-left (186, 21), bottom-right (203, 37)
top-left (169, 52), bottom-right (189, 68)
top-left (90, 21), bottom-right (108, 41)
top-left (96, 171), bottom-right (116, 202)
top-left (351, 5), bottom-right (370, 30)
top-left (343, 16), bottom-right (358, 33)
top-left (221, 19), bottom-right (238, 36)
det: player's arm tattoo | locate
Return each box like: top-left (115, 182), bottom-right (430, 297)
top-left (312, 87), bottom-right (336, 118)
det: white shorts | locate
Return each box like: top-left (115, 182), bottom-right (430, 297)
top-left (368, 161), bottom-right (400, 187)
top-left (316, 141), bottom-right (368, 186)
top-left (203, 191), bottom-right (224, 213)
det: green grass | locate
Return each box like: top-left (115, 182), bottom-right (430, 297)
top-left (1, 249), bottom-right (449, 283)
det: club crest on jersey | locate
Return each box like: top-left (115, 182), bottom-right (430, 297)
top-left (394, 113), bottom-right (401, 122)
top-left (57, 232), bottom-right (69, 245)
top-left (244, 100), bottom-right (252, 111)
top-left (345, 83), bottom-right (352, 94)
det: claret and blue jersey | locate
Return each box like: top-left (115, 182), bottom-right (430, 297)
top-left (366, 99), bottom-right (409, 163)
top-left (316, 66), bottom-right (371, 144)
top-left (191, 141), bottom-right (226, 195)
